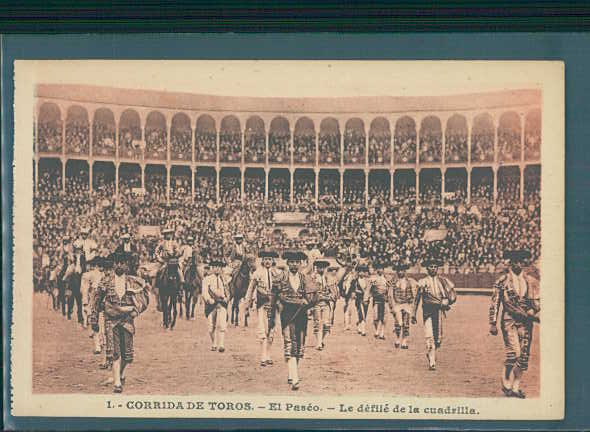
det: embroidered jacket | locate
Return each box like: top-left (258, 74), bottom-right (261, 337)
top-left (489, 270), bottom-right (541, 325)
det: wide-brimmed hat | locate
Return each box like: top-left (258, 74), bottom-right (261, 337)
top-left (162, 227), bottom-right (174, 235)
top-left (209, 258), bottom-right (226, 267)
top-left (313, 260), bottom-right (330, 269)
top-left (81, 227), bottom-right (90, 235)
top-left (356, 264), bottom-right (370, 273)
top-left (121, 232), bottom-right (131, 240)
top-left (503, 249), bottom-right (532, 262)
top-left (87, 256), bottom-right (102, 267)
top-left (259, 249), bottom-right (279, 259)
top-left (283, 250), bottom-right (308, 262)
top-left (234, 233), bottom-right (244, 239)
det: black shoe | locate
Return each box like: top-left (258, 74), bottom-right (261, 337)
top-left (291, 381), bottom-right (300, 391)
top-left (511, 389), bottom-right (526, 399)
top-left (287, 378), bottom-right (292, 384)
top-left (218, 347), bottom-right (225, 353)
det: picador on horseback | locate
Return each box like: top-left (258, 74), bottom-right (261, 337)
top-left (155, 226), bottom-right (183, 329)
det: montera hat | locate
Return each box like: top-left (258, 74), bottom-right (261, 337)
top-left (503, 249), bottom-right (532, 262)
top-left (283, 250), bottom-right (308, 262)
top-left (259, 249), bottom-right (279, 259)
top-left (313, 260), bottom-right (330, 269)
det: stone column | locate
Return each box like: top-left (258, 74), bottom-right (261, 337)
top-left (441, 169), bottom-right (446, 206)
top-left (166, 166), bottom-right (171, 204)
top-left (290, 169), bottom-right (294, 205)
top-left (241, 168), bottom-right (245, 204)
top-left (415, 169), bottom-right (420, 205)
top-left (520, 165), bottom-right (524, 204)
top-left (264, 168), bottom-right (269, 203)
top-left (390, 169), bottom-right (394, 204)
top-left (89, 162), bottom-right (93, 193)
top-left (115, 162), bottom-right (119, 196)
top-left (314, 168), bottom-right (319, 204)
top-left (339, 169), bottom-right (344, 207)
top-left (493, 167), bottom-right (498, 207)
top-left (62, 159), bottom-right (66, 192)
top-left (216, 167), bottom-right (220, 204)
top-left (467, 168), bottom-right (472, 205)
top-left (364, 169), bottom-right (369, 206)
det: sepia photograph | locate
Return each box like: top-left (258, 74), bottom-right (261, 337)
top-left (11, 60), bottom-right (564, 419)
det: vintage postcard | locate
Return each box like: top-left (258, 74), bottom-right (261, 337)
top-left (10, 60), bottom-right (564, 420)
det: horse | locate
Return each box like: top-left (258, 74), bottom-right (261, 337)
top-left (229, 256), bottom-right (254, 327)
top-left (156, 258), bottom-right (181, 330)
top-left (183, 255), bottom-right (202, 320)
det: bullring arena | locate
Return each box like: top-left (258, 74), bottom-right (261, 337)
top-left (33, 84), bottom-right (541, 397)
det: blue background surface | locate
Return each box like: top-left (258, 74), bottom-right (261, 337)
top-left (2, 33), bottom-right (588, 430)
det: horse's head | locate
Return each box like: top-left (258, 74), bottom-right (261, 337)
top-left (166, 258), bottom-right (179, 281)
top-left (240, 256), bottom-right (255, 275)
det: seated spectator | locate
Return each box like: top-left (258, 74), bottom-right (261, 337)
top-left (66, 120), bottom-right (89, 155)
top-left (145, 128), bottom-right (167, 160)
top-left (38, 122), bottom-right (63, 153)
top-left (196, 131), bottom-right (217, 162)
top-left (419, 131), bottom-right (442, 163)
top-left (93, 120), bottom-right (116, 157)
top-left (498, 129), bottom-right (521, 162)
top-left (269, 131), bottom-right (290, 163)
top-left (319, 132), bottom-right (340, 165)
top-left (445, 131), bottom-right (467, 162)
top-left (344, 129), bottom-right (366, 164)
top-left (471, 131), bottom-right (494, 162)
top-left (244, 129), bottom-right (266, 163)
top-left (119, 126), bottom-right (143, 159)
top-left (171, 129), bottom-right (192, 161)
top-left (394, 131), bottom-right (416, 164)
top-left (525, 130), bottom-right (541, 160)
top-left (219, 131), bottom-right (241, 162)
top-left (293, 133), bottom-right (315, 164)
top-left (368, 132), bottom-right (391, 165)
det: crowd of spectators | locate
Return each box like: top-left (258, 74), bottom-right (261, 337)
top-left (220, 175), bottom-right (241, 203)
top-left (38, 122), bottom-right (63, 153)
top-left (268, 175), bottom-right (289, 204)
top-left (219, 131), bottom-right (242, 163)
top-left (170, 174), bottom-right (191, 203)
top-left (293, 133), bottom-right (315, 164)
top-left (343, 175), bottom-right (365, 205)
top-left (145, 128), bottom-right (167, 160)
top-left (119, 126), bottom-right (143, 159)
top-left (393, 127), bottom-right (416, 164)
top-left (471, 130), bottom-right (495, 162)
top-left (525, 129), bottom-right (541, 161)
top-left (419, 181), bottom-right (442, 206)
top-left (445, 131), bottom-right (468, 163)
top-left (343, 129), bottom-right (366, 164)
top-left (293, 178), bottom-right (315, 208)
top-left (498, 129), bottom-right (521, 162)
top-left (419, 130), bottom-right (442, 163)
top-left (170, 129), bottom-right (192, 161)
top-left (368, 132), bottom-right (391, 165)
top-left (318, 132), bottom-right (341, 165)
top-left (34, 160), bottom-right (541, 282)
top-left (269, 131), bottom-right (290, 164)
top-left (195, 131), bottom-right (217, 162)
top-left (65, 120), bottom-right (89, 155)
top-left (368, 182), bottom-right (389, 206)
top-left (244, 130), bottom-right (266, 163)
top-left (92, 121), bottom-right (116, 157)
top-left (245, 176), bottom-right (265, 202)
